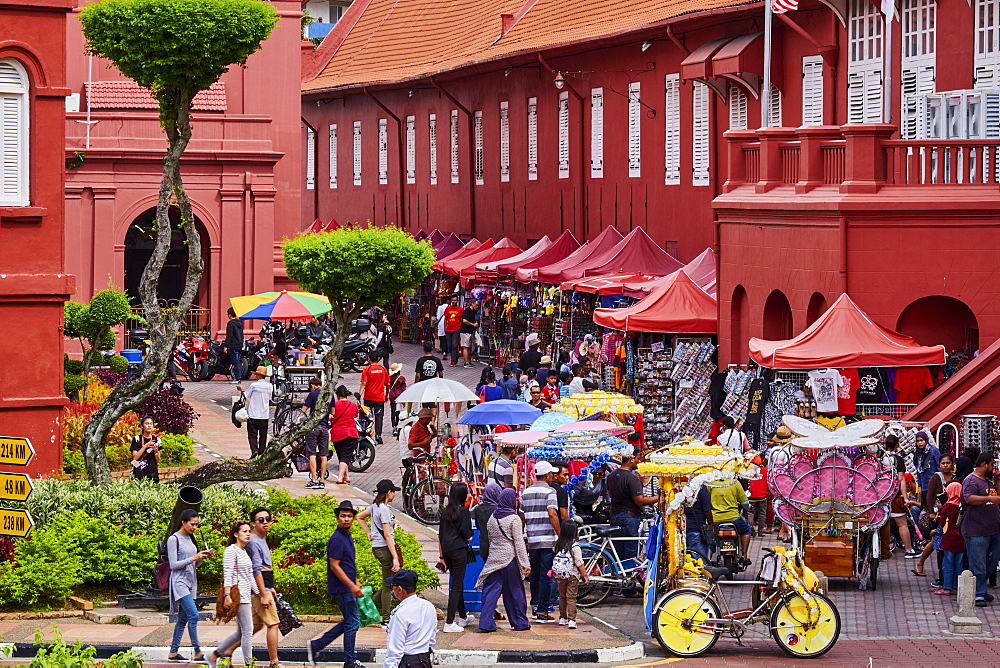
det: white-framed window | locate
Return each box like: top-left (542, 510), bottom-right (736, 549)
top-left (405, 115), bottom-right (416, 184)
top-left (692, 81), bottom-right (710, 186)
top-left (590, 88), bottom-right (604, 179)
top-left (901, 0), bottom-right (936, 138)
top-left (801, 55), bottom-right (825, 126)
top-left (728, 86), bottom-right (748, 130)
top-left (768, 85), bottom-right (783, 126)
top-left (664, 74), bottom-right (680, 185)
top-left (305, 127), bottom-right (315, 190)
top-left (847, 0), bottom-right (884, 123)
top-left (974, 0), bottom-right (1000, 85)
top-left (378, 118), bottom-right (388, 185)
top-left (450, 110), bottom-right (459, 184)
top-left (473, 110), bottom-right (484, 185)
top-left (352, 121), bottom-right (362, 186)
top-left (527, 97), bottom-right (538, 181)
top-left (0, 59), bottom-right (29, 206)
top-left (557, 91), bottom-right (570, 179)
top-left (628, 82), bottom-right (641, 178)
top-left (499, 101), bottom-right (510, 183)
top-left (328, 124), bottom-right (337, 189)
top-left (429, 113), bottom-right (438, 185)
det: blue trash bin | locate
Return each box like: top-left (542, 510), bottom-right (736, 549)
top-left (463, 527), bottom-right (484, 613)
top-left (121, 349), bottom-right (143, 365)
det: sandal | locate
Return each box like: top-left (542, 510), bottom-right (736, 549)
top-left (911, 569), bottom-right (927, 577)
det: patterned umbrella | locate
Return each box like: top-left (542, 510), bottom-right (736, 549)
top-left (530, 411), bottom-right (577, 431)
top-left (230, 290), bottom-right (332, 321)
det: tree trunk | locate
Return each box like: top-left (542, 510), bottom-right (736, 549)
top-left (81, 91), bottom-right (202, 485)
top-left (174, 304), bottom-right (360, 488)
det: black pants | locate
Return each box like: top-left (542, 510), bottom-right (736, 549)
top-left (247, 418), bottom-right (268, 457)
top-left (442, 547), bottom-right (468, 623)
top-left (400, 653), bottom-right (432, 668)
top-left (365, 400), bottom-right (385, 438)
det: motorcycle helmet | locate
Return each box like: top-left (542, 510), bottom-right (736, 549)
top-left (295, 325), bottom-right (310, 340)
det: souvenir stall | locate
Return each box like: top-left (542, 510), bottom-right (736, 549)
top-left (398, 234), bottom-right (469, 343)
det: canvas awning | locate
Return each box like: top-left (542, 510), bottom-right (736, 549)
top-left (531, 227), bottom-right (624, 284)
top-left (748, 293), bottom-right (948, 368)
top-left (592, 271), bottom-right (717, 333)
top-left (433, 238), bottom-right (489, 271)
top-left (455, 238), bottom-right (523, 280)
top-left (475, 236), bottom-right (552, 277)
top-left (510, 231), bottom-right (583, 281)
top-left (560, 272), bottom-right (659, 293)
top-left (546, 227), bottom-right (682, 283)
top-left (434, 233), bottom-right (465, 258)
top-left (603, 248), bottom-right (716, 298)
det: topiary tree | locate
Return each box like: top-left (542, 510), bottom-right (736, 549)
top-left (78, 0), bottom-right (278, 485)
top-left (176, 225), bottom-right (435, 486)
top-left (62, 289), bottom-right (132, 400)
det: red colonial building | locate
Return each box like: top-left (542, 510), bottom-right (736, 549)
top-left (1, 0), bottom-right (74, 475)
top-left (305, 0), bottom-right (1000, 416)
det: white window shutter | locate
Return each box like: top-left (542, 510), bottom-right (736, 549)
top-left (628, 82), bottom-right (641, 178)
top-left (591, 88), bottom-right (604, 178)
top-left (558, 91), bottom-right (570, 179)
top-left (429, 114), bottom-right (438, 185)
top-left (802, 55), bottom-right (824, 126)
top-left (848, 0), bottom-right (884, 122)
top-left (975, 63), bottom-right (1000, 88)
top-left (305, 127), bottom-right (315, 190)
top-left (353, 121), bottom-right (362, 186)
top-left (664, 74), bottom-right (680, 185)
top-left (976, 0), bottom-right (1000, 69)
top-left (527, 97), bottom-right (538, 181)
top-left (378, 119), bottom-right (388, 185)
top-left (473, 110), bottom-right (483, 185)
top-left (405, 116), bottom-right (416, 184)
top-left (728, 86), bottom-right (748, 130)
top-left (450, 110), bottom-right (459, 184)
top-left (499, 101), bottom-right (510, 183)
top-left (0, 60), bottom-right (28, 206)
top-left (769, 85), bottom-right (783, 126)
top-left (692, 81), bottom-right (710, 186)
top-left (328, 124), bottom-right (337, 189)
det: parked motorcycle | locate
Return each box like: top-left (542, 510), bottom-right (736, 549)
top-left (128, 328), bottom-right (150, 360)
top-left (204, 339), bottom-right (229, 381)
top-left (713, 521), bottom-right (745, 575)
top-left (168, 333), bottom-right (211, 382)
top-left (350, 393), bottom-right (376, 472)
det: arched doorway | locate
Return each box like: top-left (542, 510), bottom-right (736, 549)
top-left (763, 290), bottom-right (793, 341)
top-left (731, 285), bottom-right (748, 362)
top-left (897, 296), bottom-right (979, 354)
top-left (124, 207), bottom-right (210, 316)
top-left (806, 292), bottom-right (827, 326)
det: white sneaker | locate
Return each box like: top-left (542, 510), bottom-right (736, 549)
top-left (442, 623), bottom-right (464, 633)
top-left (567, 620), bottom-right (577, 629)
top-left (558, 618), bottom-right (568, 626)
top-left (458, 614), bottom-right (475, 627)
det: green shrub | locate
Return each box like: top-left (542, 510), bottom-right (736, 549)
top-left (62, 447), bottom-right (87, 476)
top-left (64, 373), bottom-right (86, 400)
top-left (158, 433), bottom-right (197, 467)
top-left (107, 354), bottom-right (130, 373)
top-left (64, 354), bottom-right (84, 375)
top-left (28, 627), bottom-right (143, 668)
top-left (0, 526), bottom-right (83, 606)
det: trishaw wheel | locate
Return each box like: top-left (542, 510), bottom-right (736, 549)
top-left (408, 477), bottom-right (451, 526)
top-left (653, 589), bottom-right (720, 658)
top-left (770, 591), bottom-right (841, 658)
top-left (575, 546), bottom-right (615, 608)
top-left (870, 556), bottom-right (878, 591)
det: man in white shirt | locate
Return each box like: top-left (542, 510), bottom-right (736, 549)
top-left (237, 366), bottom-right (274, 458)
top-left (383, 570), bottom-right (436, 668)
top-left (434, 302), bottom-right (448, 356)
top-left (716, 416), bottom-right (749, 455)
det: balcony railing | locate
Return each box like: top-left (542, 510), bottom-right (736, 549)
top-left (723, 124), bottom-right (1000, 192)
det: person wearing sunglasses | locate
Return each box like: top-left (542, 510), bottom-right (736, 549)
top-left (526, 387), bottom-right (548, 412)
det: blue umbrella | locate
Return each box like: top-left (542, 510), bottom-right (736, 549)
top-left (457, 400), bottom-right (543, 426)
top-left (530, 411), bottom-right (577, 431)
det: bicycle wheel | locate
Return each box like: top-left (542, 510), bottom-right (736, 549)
top-left (652, 589), bottom-right (721, 658)
top-left (575, 545), bottom-right (616, 608)
top-left (349, 440), bottom-right (375, 472)
top-left (273, 407), bottom-right (306, 436)
top-left (407, 477), bottom-right (451, 525)
top-left (770, 591), bottom-right (841, 658)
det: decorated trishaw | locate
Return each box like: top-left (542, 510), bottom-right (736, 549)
top-left (638, 440), bottom-right (842, 658)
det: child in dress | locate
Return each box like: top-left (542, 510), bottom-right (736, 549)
top-left (934, 481), bottom-right (965, 595)
top-left (552, 520), bottom-right (589, 629)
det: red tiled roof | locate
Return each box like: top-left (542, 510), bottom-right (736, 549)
top-left (303, 0), bottom-right (753, 92)
top-left (85, 81), bottom-right (227, 111)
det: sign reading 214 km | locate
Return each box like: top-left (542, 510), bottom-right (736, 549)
top-left (0, 437), bottom-right (35, 537)
top-left (0, 436), bottom-right (35, 467)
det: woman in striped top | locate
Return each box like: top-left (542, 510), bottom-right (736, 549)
top-left (209, 521), bottom-right (258, 667)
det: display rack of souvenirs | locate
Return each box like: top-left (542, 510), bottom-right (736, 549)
top-left (669, 341), bottom-right (716, 440)
top-left (634, 348), bottom-right (674, 448)
top-left (720, 367), bottom-right (755, 420)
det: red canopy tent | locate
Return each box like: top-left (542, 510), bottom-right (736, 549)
top-left (413, 229), bottom-right (428, 241)
top-left (323, 218), bottom-right (340, 232)
top-left (748, 293), bottom-right (947, 368)
top-left (509, 231), bottom-right (582, 280)
top-left (438, 239), bottom-right (516, 277)
top-left (567, 227), bottom-right (684, 281)
top-left (306, 218), bottom-right (324, 234)
top-left (456, 239), bottom-right (523, 280)
top-left (427, 229), bottom-right (445, 245)
top-left (592, 271), bottom-right (718, 333)
top-left (434, 233), bottom-right (464, 257)
top-left (603, 247), bottom-right (717, 298)
top-left (531, 227), bottom-right (624, 283)
top-left (433, 238), bottom-right (489, 271)
top-left (475, 236), bottom-right (552, 277)
top-left (560, 272), bottom-right (660, 293)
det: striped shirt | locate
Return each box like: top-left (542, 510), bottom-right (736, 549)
top-left (222, 544), bottom-right (259, 596)
top-left (521, 481), bottom-right (558, 549)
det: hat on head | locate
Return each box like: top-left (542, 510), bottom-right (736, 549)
top-left (525, 333), bottom-right (540, 347)
top-left (534, 460), bottom-right (555, 476)
top-left (251, 366), bottom-right (268, 378)
top-left (518, 375), bottom-right (528, 384)
top-left (335, 500), bottom-right (357, 515)
top-left (540, 355), bottom-right (552, 365)
top-left (389, 362), bottom-right (403, 373)
top-left (375, 479), bottom-right (401, 494)
top-left (775, 425), bottom-right (793, 441)
top-left (417, 407), bottom-right (434, 418)
top-left (903, 472), bottom-right (915, 483)
top-left (384, 569), bottom-right (418, 589)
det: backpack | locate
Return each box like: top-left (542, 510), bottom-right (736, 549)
top-left (552, 548), bottom-right (576, 578)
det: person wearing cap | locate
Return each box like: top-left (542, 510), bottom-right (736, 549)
top-left (407, 408), bottom-right (436, 459)
top-left (388, 363), bottom-right (407, 439)
top-left (518, 333), bottom-right (542, 374)
top-left (357, 480), bottom-right (402, 624)
top-left (521, 461), bottom-right (561, 623)
top-left (539, 370), bottom-right (560, 407)
top-left (383, 570), bottom-right (436, 668)
top-left (360, 352), bottom-right (391, 444)
top-left (237, 366), bottom-right (274, 458)
top-left (308, 501), bottom-right (364, 668)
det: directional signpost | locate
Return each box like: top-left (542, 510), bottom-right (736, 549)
top-left (0, 437), bottom-right (35, 537)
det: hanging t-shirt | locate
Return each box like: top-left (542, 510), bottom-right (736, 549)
top-left (836, 368), bottom-right (860, 415)
top-left (807, 369), bottom-right (843, 413)
top-left (743, 378), bottom-right (770, 430)
top-left (856, 368), bottom-right (889, 404)
top-left (894, 366), bottom-right (935, 404)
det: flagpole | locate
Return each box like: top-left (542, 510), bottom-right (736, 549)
top-left (762, 0), bottom-right (773, 128)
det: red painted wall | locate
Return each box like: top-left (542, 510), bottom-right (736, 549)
top-left (0, 0), bottom-right (75, 476)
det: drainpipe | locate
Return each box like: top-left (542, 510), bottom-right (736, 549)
top-left (301, 116), bottom-right (319, 221)
top-left (665, 25), bottom-right (690, 56)
top-left (839, 216), bottom-right (849, 293)
top-left (430, 77), bottom-right (476, 239)
top-left (538, 54), bottom-right (587, 241)
top-left (363, 87), bottom-right (407, 230)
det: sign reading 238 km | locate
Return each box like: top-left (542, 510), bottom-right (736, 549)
top-left (0, 437), bottom-right (35, 467)
top-left (0, 509), bottom-right (33, 537)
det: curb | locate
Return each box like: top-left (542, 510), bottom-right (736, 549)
top-left (5, 642), bottom-right (644, 664)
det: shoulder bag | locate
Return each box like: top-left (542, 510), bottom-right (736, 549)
top-left (215, 583), bottom-right (241, 623)
top-left (154, 535), bottom-right (177, 592)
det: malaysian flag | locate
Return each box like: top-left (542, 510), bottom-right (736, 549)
top-left (772, 0), bottom-right (798, 13)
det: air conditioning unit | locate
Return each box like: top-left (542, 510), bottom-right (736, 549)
top-left (921, 89), bottom-right (1000, 139)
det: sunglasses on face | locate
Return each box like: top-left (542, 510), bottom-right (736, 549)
top-left (255, 517), bottom-right (273, 523)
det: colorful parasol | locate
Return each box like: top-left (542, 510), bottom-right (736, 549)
top-left (230, 291), bottom-right (332, 321)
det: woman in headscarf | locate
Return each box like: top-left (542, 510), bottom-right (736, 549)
top-left (473, 483), bottom-right (503, 563)
top-left (476, 488), bottom-right (531, 632)
top-left (911, 431), bottom-right (941, 498)
top-left (934, 481), bottom-right (966, 595)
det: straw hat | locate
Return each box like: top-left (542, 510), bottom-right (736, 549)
top-left (389, 362), bottom-right (403, 373)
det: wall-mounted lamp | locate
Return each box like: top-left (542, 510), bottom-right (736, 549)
top-left (505, 68), bottom-right (512, 77)
top-left (641, 41), bottom-right (651, 52)
top-left (554, 72), bottom-right (565, 89)
top-left (408, 89), bottom-right (415, 97)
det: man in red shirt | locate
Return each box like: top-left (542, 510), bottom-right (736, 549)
top-left (407, 407), bottom-right (436, 458)
top-left (359, 352), bottom-right (390, 444)
top-left (442, 297), bottom-right (464, 367)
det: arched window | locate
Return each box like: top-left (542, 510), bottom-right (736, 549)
top-left (0, 59), bottom-right (29, 206)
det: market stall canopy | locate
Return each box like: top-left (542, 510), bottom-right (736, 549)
top-left (571, 227), bottom-right (684, 280)
top-left (427, 229), bottom-right (445, 245)
top-left (440, 238), bottom-right (521, 279)
top-left (531, 226), bottom-right (624, 284)
top-left (495, 430), bottom-right (550, 445)
top-left (413, 229), bottom-right (429, 241)
top-left (306, 218), bottom-right (325, 234)
top-left (323, 219), bottom-right (341, 232)
top-left (510, 230), bottom-right (583, 281)
top-left (592, 270), bottom-right (717, 333)
top-left (748, 293), bottom-right (948, 368)
top-left (432, 238), bottom-right (490, 271)
top-left (475, 236), bottom-right (552, 277)
top-left (457, 399), bottom-right (544, 425)
top-left (433, 233), bottom-right (465, 258)
top-left (605, 248), bottom-right (717, 298)
top-left (560, 272), bottom-right (661, 293)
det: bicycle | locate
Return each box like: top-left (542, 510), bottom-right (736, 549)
top-left (400, 452), bottom-right (452, 526)
top-left (575, 519), bottom-right (653, 608)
